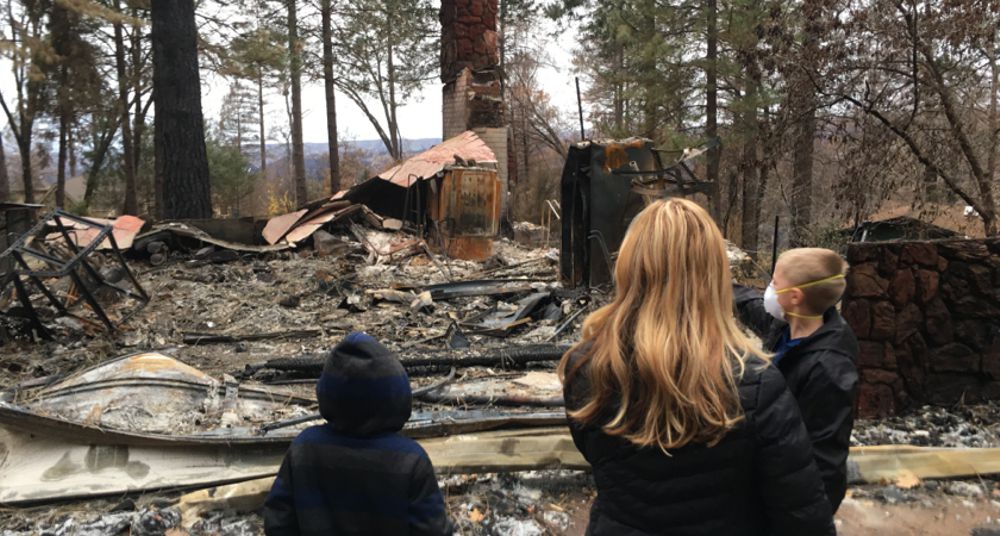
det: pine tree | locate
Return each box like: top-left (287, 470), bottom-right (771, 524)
top-left (218, 81), bottom-right (261, 158)
top-left (151, 0), bottom-right (212, 218)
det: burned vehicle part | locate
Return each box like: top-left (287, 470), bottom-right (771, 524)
top-left (560, 138), bottom-right (718, 288)
top-left (0, 210), bottom-right (149, 339)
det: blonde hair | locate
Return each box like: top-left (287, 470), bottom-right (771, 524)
top-left (777, 248), bottom-right (849, 314)
top-left (558, 198), bottom-right (768, 451)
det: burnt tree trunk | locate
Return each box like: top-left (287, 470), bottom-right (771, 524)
top-left (18, 136), bottom-right (33, 204)
top-left (740, 86), bottom-right (760, 259)
top-left (68, 126), bottom-right (77, 177)
top-left (56, 110), bottom-right (68, 208)
top-left (321, 0), bottom-right (340, 194)
top-left (51, 2), bottom-right (70, 209)
top-left (258, 71), bottom-right (267, 176)
top-left (151, 0), bottom-right (212, 219)
top-left (130, 7), bottom-right (149, 212)
top-left (83, 124), bottom-right (118, 208)
top-left (0, 134), bottom-right (9, 202)
top-left (114, 1), bottom-right (138, 214)
top-left (387, 42), bottom-right (401, 160)
top-left (288, 0), bottom-right (307, 205)
top-left (705, 0), bottom-right (721, 224)
top-left (790, 0), bottom-right (820, 247)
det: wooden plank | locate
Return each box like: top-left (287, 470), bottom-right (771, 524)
top-left (849, 446), bottom-right (1000, 483)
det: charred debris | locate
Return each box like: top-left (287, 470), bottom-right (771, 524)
top-left (0, 132), bottom-right (731, 522)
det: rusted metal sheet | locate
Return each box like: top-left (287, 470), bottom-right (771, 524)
top-left (261, 209), bottom-right (308, 245)
top-left (377, 131), bottom-right (497, 188)
top-left (282, 204), bottom-right (362, 245)
top-left (58, 215), bottom-right (145, 250)
top-left (429, 166), bottom-right (501, 261)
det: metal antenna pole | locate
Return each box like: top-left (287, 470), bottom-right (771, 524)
top-left (575, 77), bottom-right (585, 140)
top-left (770, 215), bottom-right (780, 275)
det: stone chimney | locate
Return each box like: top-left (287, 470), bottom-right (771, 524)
top-left (440, 0), bottom-right (508, 212)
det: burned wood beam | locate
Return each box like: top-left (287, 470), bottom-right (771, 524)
top-left (260, 368), bottom-right (459, 434)
top-left (182, 328), bottom-right (326, 345)
top-left (407, 278), bottom-right (549, 300)
top-left (417, 391), bottom-right (563, 408)
top-left (257, 344), bottom-right (570, 377)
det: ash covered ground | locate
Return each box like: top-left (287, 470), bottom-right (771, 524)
top-left (2, 232), bottom-right (1000, 535)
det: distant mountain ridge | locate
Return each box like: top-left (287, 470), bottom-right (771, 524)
top-left (23, 138), bottom-right (443, 185)
top-left (260, 138), bottom-right (441, 160)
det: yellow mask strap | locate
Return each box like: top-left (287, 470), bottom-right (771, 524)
top-left (775, 273), bottom-right (846, 294)
top-left (785, 311), bottom-right (824, 320)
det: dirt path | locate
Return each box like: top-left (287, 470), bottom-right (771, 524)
top-left (837, 496), bottom-right (1000, 536)
top-left (557, 493), bottom-right (1000, 535)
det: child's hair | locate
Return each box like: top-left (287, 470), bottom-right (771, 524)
top-left (777, 248), bottom-right (849, 314)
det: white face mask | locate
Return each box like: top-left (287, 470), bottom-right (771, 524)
top-left (763, 282), bottom-right (785, 321)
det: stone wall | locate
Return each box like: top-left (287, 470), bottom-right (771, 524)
top-left (843, 239), bottom-right (1000, 418)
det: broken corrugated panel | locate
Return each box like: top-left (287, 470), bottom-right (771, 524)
top-left (0, 406), bottom-right (290, 504)
top-left (261, 209), bottom-right (308, 245)
top-left (282, 204), bottom-right (362, 245)
top-left (56, 214), bottom-right (145, 250)
top-left (377, 130), bottom-right (497, 188)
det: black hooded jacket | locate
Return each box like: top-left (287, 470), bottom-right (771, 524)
top-left (564, 350), bottom-right (835, 536)
top-left (263, 333), bottom-right (452, 535)
top-left (733, 284), bottom-right (860, 512)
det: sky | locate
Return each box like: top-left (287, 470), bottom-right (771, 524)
top-left (1, 17), bottom-right (584, 146)
top-left (201, 18), bottom-right (583, 145)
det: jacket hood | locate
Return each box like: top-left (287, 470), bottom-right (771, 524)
top-left (317, 332), bottom-right (412, 436)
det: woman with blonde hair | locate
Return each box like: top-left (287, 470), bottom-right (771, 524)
top-left (561, 198), bottom-right (834, 535)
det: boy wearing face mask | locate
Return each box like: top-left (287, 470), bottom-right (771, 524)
top-left (733, 248), bottom-right (859, 513)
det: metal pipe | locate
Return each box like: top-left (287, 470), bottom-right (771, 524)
top-left (770, 215), bottom-right (780, 276)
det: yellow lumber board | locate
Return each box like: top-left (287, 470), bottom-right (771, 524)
top-left (850, 447), bottom-right (1000, 483)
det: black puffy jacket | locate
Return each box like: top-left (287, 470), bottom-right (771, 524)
top-left (734, 284), bottom-right (860, 513)
top-left (564, 351), bottom-right (835, 536)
